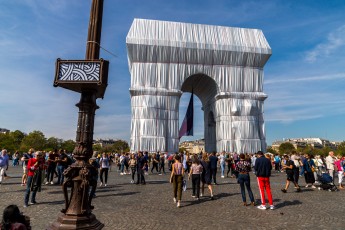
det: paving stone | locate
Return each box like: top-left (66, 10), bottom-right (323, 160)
top-left (0, 166), bottom-right (343, 230)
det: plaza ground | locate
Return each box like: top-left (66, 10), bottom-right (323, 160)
top-left (0, 164), bottom-right (343, 230)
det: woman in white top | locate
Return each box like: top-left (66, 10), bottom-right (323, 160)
top-left (99, 152), bottom-right (110, 187)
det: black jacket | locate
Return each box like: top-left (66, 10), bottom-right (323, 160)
top-left (254, 156), bottom-right (272, 177)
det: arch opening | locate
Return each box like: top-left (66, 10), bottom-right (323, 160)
top-left (179, 74), bottom-right (218, 152)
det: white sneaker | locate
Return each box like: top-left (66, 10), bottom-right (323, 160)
top-left (270, 205), bottom-right (275, 210)
top-left (221, 175), bottom-right (224, 178)
top-left (311, 185), bottom-right (316, 189)
top-left (120, 173), bottom-right (124, 175)
top-left (45, 182), bottom-right (49, 185)
top-left (100, 182), bottom-right (103, 187)
top-left (305, 185), bottom-right (309, 188)
top-left (257, 205), bottom-right (267, 210)
top-left (177, 201), bottom-right (181, 207)
top-left (104, 184), bottom-right (107, 187)
top-left (50, 181), bottom-right (54, 185)
top-left (200, 193), bottom-right (203, 197)
top-left (131, 180), bottom-right (134, 184)
top-left (173, 197), bottom-right (177, 203)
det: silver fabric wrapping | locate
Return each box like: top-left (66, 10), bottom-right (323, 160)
top-left (126, 19), bottom-right (271, 153)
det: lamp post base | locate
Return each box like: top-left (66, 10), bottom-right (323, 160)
top-left (48, 213), bottom-right (104, 230)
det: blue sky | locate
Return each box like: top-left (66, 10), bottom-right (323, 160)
top-left (1, 0), bottom-right (345, 146)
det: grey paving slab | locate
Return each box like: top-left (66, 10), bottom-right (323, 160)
top-left (0, 164), bottom-right (344, 230)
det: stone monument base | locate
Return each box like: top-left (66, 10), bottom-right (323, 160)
top-left (48, 213), bottom-right (104, 230)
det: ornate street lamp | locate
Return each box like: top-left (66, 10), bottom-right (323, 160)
top-left (48, 0), bottom-right (107, 229)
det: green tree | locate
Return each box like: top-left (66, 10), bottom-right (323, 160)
top-left (278, 142), bottom-right (295, 154)
top-left (266, 146), bottom-right (278, 155)
top-left (45, 137), bottom-right (63, 151)
top-left (62, 140), bottom-right (76, 153)
top-left (111, 140), bottom-right (129, 152)
top-left (20, 130), bottom-right (46, 151)
top-left (0, 133), bottom-right (16, 153)
top-left (9, 130), bottom-right (25, 150)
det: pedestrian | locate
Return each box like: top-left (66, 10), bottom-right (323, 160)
top-left (254, 151), bottom-right (275, 210)
top-left (128, 154), bottom-right (137, 184)
top-left (170, 154), bottom-right (184, 207)
top-left (151, 153), bottom-right (159, 174)
top-left (226, 154), bottom-right (233, 177)
top-left (334, 155), bottom-right (344, 189)
top-left (302, 154), bottom-right (316, 189)
top-left (188, 155), bottom-right (203, 200)
top-left (200, 152), bottom-right (214, 200)
top-left (158, 152), bottom-right (166, 175)
top-left (12, 151), bottom-right (20, 166)
top-left (21, 149), bottom-right (34, 186)
top-left (291, 151), bottom-right (302, 185)
top-left (209, 152), bottom-right (218, 185)
top-left (56, 149), bottom-right (68, 185)
top-left (45, 150), bottom-right (58, 185)
top-left (89, 157), bottom-right (99, 198)
top-left (1, 204), bottom-right (30, 230)
top-left (281, 155), bottom-right (301, 193)
top-left (235, 153), bottom-right (255, 206)
top-left (326, 151), bottom-right (335, 181)
top-left (219, 152), bottom-right (226, 178)
top-left (273, 154), bottom-right (281, 172)
top-left (136, 152), bottom-right (147, 185)
top-left (24, 151), bottom-right (44, 208)
top-left (0, 149), bottom-right (10, 185)
top-left (99, 152), bottom-right (110, 187)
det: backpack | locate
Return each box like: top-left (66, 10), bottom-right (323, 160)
top-left (66, 155), bottom-right (74, 166)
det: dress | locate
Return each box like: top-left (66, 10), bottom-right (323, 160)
top-left (201, 160), bottom-right (211, 185)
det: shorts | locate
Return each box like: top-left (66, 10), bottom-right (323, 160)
top-left (23, 165), bottom-right (28, 174)
top-left (286, 172), bottom-right (294, 181)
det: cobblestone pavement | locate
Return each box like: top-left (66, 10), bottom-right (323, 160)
top-left (0, 164), bottom-right (344, 230)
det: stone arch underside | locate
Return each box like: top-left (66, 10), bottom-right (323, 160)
top-left (126, 18), bottom-right (271, 153)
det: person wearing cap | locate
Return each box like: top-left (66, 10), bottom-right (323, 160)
top-left (254, 151), bottom-right (275, 210)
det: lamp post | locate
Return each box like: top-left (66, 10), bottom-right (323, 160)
top-left (49, 0), bottom-right (107, 229)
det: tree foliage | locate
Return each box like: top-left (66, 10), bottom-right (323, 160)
top-left (20, 130), bottom-right (46, 151)
top-left (278, 142), bottom-right (295, 154)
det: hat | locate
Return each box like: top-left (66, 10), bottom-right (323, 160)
top-left (257, 151), bottom-right (264, 155)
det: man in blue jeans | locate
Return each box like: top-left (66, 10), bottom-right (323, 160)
top-left (56, 149), bottom-right (68, 185)
top-left (209, 152), bottom-right (218, 185)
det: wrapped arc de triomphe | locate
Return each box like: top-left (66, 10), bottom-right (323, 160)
top-left (126, 19), bottom-right (271, 154)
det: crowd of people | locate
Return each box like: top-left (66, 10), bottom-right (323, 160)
top-left (0, 147), bottom-right (344, 214)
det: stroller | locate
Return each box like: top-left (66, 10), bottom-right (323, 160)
top-left (317, 173), bottom-right (338, 191)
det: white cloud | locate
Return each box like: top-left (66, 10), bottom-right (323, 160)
top-left (305, 25), bottom-right (345, 63)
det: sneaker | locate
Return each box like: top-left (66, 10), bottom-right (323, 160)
top-left (311, 185), bottom-right (316, 189)
top-left (173, 197), bottom-right (177, 203)
top-left (45, 182), bottom-right (49, 185)
top-left (104, 184), bottom-right (107, 187)
top-left (270, 205), bottom-right (275, 210)
top-left (200, 193), bottom-right (203, 197)
top-left (257, 205), bottom-right (267, 210)
top-left (120, 173), bottom-right (124, 175)
top-left (177, 201), bottom-right (181, 207)
top-left (23, 204), bottom-right (28, 208)
top-left (130, 180), bottom-right (134, 184)
top-left (100, 182), bottom-right (103, 187)
top-left (221, 175), bottom-right (225, 178)
top-left (192, 195), bottom-right (196, 198)
top-left (50, 181), bottom-right (54, 185)
top-left (305, 184), bottom-right (309, 188)
top-left (29, 201), bottom-right (37, 205)
top-left (281, 189), bottom-right (287, 193)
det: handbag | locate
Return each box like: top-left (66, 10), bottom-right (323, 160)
top-left (307, 160), bottom-right (315, 172)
